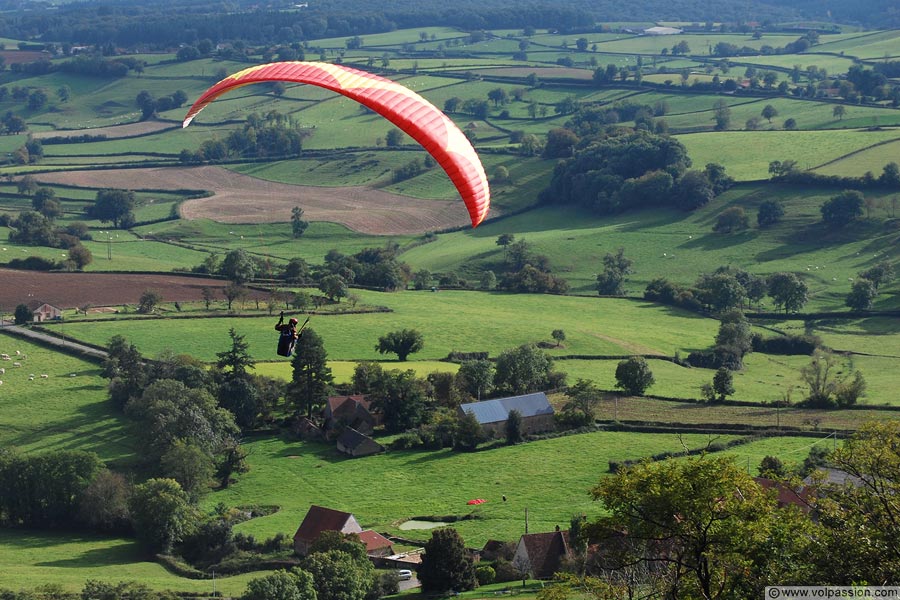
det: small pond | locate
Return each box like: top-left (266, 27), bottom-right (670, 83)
top-left (398, 519), bottom-right (449, 530)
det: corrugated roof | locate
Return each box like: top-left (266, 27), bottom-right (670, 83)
top-left (461, 392), bottom-right (553, 425)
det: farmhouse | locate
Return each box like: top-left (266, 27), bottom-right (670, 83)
top-left (323, 395), bottom-right (377, 437)
top-left (27, 301), bottom-right (62, 322)
top-left (513, 530), bottom-right (572, 579)
top-left (293, 505), bottom-right (363, 556)
top-left (336, 427), bottom-right (385, 458)
top-left (458, 392), bottom-right (555, 437)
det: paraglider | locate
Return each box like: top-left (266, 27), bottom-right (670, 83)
top-left (182, 62), bottom-right (491, 228)
top-left (275, 312), bottom-right (309, 357)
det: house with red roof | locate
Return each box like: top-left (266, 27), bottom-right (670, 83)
top-left (358, 530), bottom-right (394, 557)
top-left (323, 395), bottom-right (378, 437)
top-left (293, 505), bottom-right (363, 556)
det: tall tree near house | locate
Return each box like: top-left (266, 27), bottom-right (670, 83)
top-left (287, 328), bottom-right (333, 418)
top-left (419, 528), bottom-right (477, 593)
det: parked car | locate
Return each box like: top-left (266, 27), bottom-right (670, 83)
top-left (397, 570), bottom-right (413, 581)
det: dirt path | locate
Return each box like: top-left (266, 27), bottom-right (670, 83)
top-left (0, 325), bottom-right (108, 361)
top-left (33, 166), bottom-right (471, 235)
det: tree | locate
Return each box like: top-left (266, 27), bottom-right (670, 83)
top-left (291, 206), bottom-right (309, 238)
top-left (17, 175), bottom-right (37, 195)
top-left (712, 367), bottom-right (735, 402)
top-left (801, 349), bottom-right (839, 407)
top-left (846, 278), bottom-right (877, 311)
top-left (821, 190), bottom-right (864, 227)
top-left (784, 117), bottom-right (797, 130)
top-left (505, 409), bottom-right (523, 445)
top-left (221, 248), bottom-right (256, 284)
top-left (78, 469), bottom-right (131, 533)
top-left (319, 274), bottom-right (348, 302)
top-left (551, 329), bottom-right (566, 347)
top-left (858, 261), bottom-right (895, 289)
top-left (222, 282), bottom-right (247, 311)
top-left (562, 378), bottom-right (602, 422)
top-left (91, 189), bottom-right (135, 229)
top-left (241, 569), bottom-right (317, 600)
top-left (375, 329), bottom-right (424, 361)
top-left (385, 128), bottom-right (403, 147)
top-left (814, 422), bottom-right (900, 581)
top-left (419, 528), bottom-right (477, 593)
top-left (455, 359), bottom-right (493, 400)
top-left (590, 455), bottom-right (812, 599)
top-left (713, 206), bottom-right (749, 233)
top-left (494, 344), bottom-right (555, 395)
top-left (68, 244), bottom-right (93, 270)
top-left (761, 104), bottom-right (778, 122)
top-left (758, 455), bottom-right (786, 478)
top-left (137, 289), bottom-right (161, 314)
top-left (767, 272), bottom-right (809, 313)
top-left (757, 199), bottom-right (785, 228)
top-left (614, 357), bottom-right (654, 396)
top-left (369, 369), bottom-right (427, 433)
top-left (833, 104), bottom-right (846, 120)
top-left (480, 270), bottom-right (497, 290)
top-left (216, 327), bottom-right (256, 380)
top-left (302, 549), bottom-right (374, 600)
top-left (674, 170), bottom-right (714, 211)
top-left (159, 440), bottom-right (214, 500)
top-left (287, 328), bottom-right (333, 418)
top-left (128, 478), bottom-right (198, 553)
top-left (596, 248), bottom-right (633, 295)
top-left (14, 303), bottom-right (33, 324)
top-left (713, 99), bottom-right (731, 130)
top-left (543, 128), bottom-right (579, 159)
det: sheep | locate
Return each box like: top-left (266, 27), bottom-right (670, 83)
top-left (40, 374), bottom-right (48, 379)
top-left (69, 373), bottom-right (77, 377)
top-left (0, 368), bottom-right (4, 375)
top-left (14, 350), bottom-right (20, 356)
top-left (12, 362), bottom-right (21, 367)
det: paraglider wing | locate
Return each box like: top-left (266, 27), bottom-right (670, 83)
top-left (182, 62), bottom-right (490, 228)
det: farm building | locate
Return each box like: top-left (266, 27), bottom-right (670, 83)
top-left (323, 395), bottom-right (378, 437)
top-left (293, 505), bottom-right (363, 556)
top-left (458, 392), bottom-right (555, 437)
top-left (358, 530), bottom-right (394, 557)
top-left (27, 301), bottom-right (62, 322)
top-left (513, 530), bottom-right (572, 579)
top-left (336, 427), bottom-right (385, 458)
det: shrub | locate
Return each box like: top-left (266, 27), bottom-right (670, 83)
top-left (475, 566), bottom-right (496, 586)
top-left (750, 334), bottom-right (820, 355)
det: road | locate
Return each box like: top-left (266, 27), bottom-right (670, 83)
top-left (0, 324), bottom-right (109, 361)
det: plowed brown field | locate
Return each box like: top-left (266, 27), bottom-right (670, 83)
top-left (34, 166), bottom-right (470, 235)
top-left (0, 269), bottom-right (265, 310)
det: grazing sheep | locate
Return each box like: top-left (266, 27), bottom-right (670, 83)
top-left (14, 350), bottom-right (20, 356)
top-left (69, 373), bottom-right (77, 377)
top-left (12, 362), bottom-right (21, 367)
top-left (40, 374), bottom-right (48, 379)
top-left (28, 375), bottom-right (34, 381)
top-left (0, 368), bottom-right (4, 375)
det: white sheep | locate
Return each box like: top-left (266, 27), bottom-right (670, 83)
top-left (28, 376), bottom-right (34, 381)
top-left (69, 373), bottom-right (77, 377)
top-left (14, 350), bottom-right (20, 356)
top-left (0, 368), bottom-right (4, 375)
top-left (12, 362), bottom-right (21, 367)
top-left (40, 374), bottom-right (48, 379)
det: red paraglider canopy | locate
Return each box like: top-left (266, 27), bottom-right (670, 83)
top-left (466, 498), bottom-right (486, 505)
top-left (182, 61), bottom-right (491, 228)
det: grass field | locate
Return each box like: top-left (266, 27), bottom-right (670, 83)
top-left (678, 129), bottom-right (900, 180)
top-left (0, 530), bottom-right (265, 594)
top-left (201, 430), bottom-right (746, 546)
top-left (0, 334), bottom-right (137, 464)
top-left (51, 290), bottom-right (721, 362)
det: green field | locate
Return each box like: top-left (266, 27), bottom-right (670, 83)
top-left (678, 129), bottom-right (900, 180)
top-left (0, 334), bottom-right (137, 463)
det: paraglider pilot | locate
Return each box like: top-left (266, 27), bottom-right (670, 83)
top-left (275, 312), bottom-right (308, 357)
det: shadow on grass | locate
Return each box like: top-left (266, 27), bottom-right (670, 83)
top-left (35, 541), bottom-right (143, 568)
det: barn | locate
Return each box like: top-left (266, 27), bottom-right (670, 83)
top-left (458, 392), bottom-right (555, 437)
